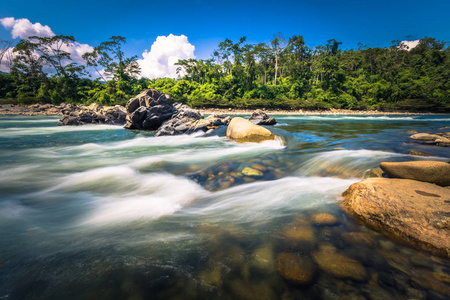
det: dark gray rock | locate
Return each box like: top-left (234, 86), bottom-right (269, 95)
top-left (58, 115), bottom-right (82, 125)
top-left (124, 89), bottom-right (175, 129)
top-left (248, 109), bottom-right (277, 125)
top-left (156, 103), bottom-right (231, 136)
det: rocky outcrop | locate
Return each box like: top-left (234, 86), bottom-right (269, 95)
top-left (380, 161), bottom-right (450, 186)
top-left (226, 117), bottom-right (276, 143)
top-left (340, 178), bottom-right (450, 257)
top-left (124, 89), bottom-right (175, 130)
top-left (248, 109), bottom-right (276, 125)
top-left (124, 90), bottom-right (231, 135)
top-left (0, 103), bottom-right (64, 115)
top-left (410, 132), bottom-right (450, 147)
top-left (58, 103), bottom-right (126, 126)
top-left (156, 103), bottom-right (231, 136)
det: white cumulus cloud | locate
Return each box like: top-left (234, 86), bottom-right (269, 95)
top-left (0, 17), bottom-right (54, 39)
top-left (137, 34), bottom-right (195, 79)
top-left (0, 17), bottom-right (93, 69)
top-left (399, 40), bottom-right (420, 51)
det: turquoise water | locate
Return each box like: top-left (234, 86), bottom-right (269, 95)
top-left (0, 114), bottom-right (449, 299)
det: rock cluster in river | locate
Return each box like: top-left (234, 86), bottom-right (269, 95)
top-left (410, 132), bottom-right (450, 147)
top-left (156, 103), bottom-right (231, 136)
top-left (341, 160), bottom-right (450, 257)
top-left (124, 89), bottom-right (231, 135)
top-left (58, 103), bottom-right (127, 125)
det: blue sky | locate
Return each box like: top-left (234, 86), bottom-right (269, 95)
top-left (1, 0), bottom-right (449, 77)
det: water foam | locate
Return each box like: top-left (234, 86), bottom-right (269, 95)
top-left (297, 149), bottom-right (403, 178)
top-left (0, 124), bottom-right (124, 137)
top-left (72, 134), bottom-right (226, 152)
top-left (130, 138), bottom-right (285, 169)
top-left (43, 166), bottom-right (210, 226)
top-left (297, 149), bottom-right (448, 178)
top-left (185, 176), bottom-right (357, 224)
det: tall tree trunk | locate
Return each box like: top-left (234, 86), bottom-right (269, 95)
top-left (274, 54), bottom-right (278, 86)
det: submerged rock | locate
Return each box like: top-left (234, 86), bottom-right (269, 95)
top-left (276, 252), bottom-right (317, 285)
top-left (380, 161), bottom-right (450, 186)
top-left (363, 167), bottom-right (384, 178)
top-left (311, 213), bottom-right (339, 226)
top-left (312, 248), bottom-right (367, 281)
top-left (252, 245), bottom-right (275, 272)
top-left (343, 232), bottom-right (377, 248)
top-left (226, 117), bottom-right (276, 143)
top-left (248, 109), bottom-right (277, 125)
top-left (341, 178), bottom-right (450, 257)
top-left (241, 167), bottom-right (263, 177)
top-left (407, 150), bottom-right (433, 157)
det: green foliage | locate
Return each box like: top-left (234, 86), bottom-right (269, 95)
top-left (1, 34), bottom-right (448, 112)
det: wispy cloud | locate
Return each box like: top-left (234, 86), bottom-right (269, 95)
top-left (0, 17), bottom-right (93, 68)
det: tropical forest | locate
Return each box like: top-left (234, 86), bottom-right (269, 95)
top-left (0, 34), bottom-right (449, 111)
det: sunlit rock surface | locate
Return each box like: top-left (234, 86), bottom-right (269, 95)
top-left (380, 161), bottom-right (450, 186)
top-left (341, 178), bottom-right (450, 257)
top-left (226, 117), bottom-right (276, 143)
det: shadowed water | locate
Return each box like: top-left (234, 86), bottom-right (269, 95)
top-left (0, 114), bottom-right (449, 299)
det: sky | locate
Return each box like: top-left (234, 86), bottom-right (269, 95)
top-left (1, 0), bottom-right (449, 78)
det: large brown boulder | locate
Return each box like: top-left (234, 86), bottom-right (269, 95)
top-left (226, 117), bottom-right (276, 143)
top-left (341, 178), bottom-right (450, 257)
top-left (380, 161), bottom-right (450, 186)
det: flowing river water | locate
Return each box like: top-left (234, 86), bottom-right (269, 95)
top-left (0, 114), bottom-right (449, 299)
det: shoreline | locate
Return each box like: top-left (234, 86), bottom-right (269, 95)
top-left (198, 108), bottom-right (444, 116)
top-left (0, 104), bottom-right (447, 116)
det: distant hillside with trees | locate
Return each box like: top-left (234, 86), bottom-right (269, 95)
top-left (0, 34), bottom-right (449, 112)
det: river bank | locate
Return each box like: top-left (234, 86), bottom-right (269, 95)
top-left (0, 103), bottom-right (444, 116)
top-left (199, 107), bottom-right (442, 115)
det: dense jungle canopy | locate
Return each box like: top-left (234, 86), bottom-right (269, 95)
top-left (0, 34), bottom-right (449, 111)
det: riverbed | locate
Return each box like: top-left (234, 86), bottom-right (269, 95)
top-left (0, 114), bottom-right (449, 299)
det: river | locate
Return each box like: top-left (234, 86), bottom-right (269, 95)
top-left (0, 114), bottom-right (449, 299)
